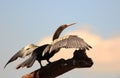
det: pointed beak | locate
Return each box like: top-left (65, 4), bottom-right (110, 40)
top-left (66, 22), bottom-right (76, 27)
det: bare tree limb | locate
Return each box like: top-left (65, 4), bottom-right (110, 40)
top-left (22, 49), bottom-right (93, 78)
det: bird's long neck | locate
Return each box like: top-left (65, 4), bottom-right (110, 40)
top-left (52, 23), bottom-right (76, 41)
top-left (52, 25), bottom-right (68, 41)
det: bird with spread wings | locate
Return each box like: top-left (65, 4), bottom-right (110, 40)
top-left (4, 23), bottom-right (76, 68)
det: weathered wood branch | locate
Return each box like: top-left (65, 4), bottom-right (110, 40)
top-left (22, 49), bottom-right (93, 78)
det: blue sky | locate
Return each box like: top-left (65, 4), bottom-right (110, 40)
top-left (0, 0), bottom-right (120, 78)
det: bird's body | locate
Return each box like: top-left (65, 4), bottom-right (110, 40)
top-left (16, 44), bottom-right (59, 69)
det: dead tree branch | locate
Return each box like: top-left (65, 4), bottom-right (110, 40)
top-left (22, 49), bottom-right (93, 78)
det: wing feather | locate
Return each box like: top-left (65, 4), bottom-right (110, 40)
top-left (50, 38), bottom-right (67, 52)
top-left (4, 50), bottom-right (23, 68)
top-left (50, 35), bottom-right (92, 52)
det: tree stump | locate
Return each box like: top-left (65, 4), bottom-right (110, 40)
top-left (22, 49), bottom-right (93, 78)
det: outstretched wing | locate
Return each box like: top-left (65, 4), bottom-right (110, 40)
top-left (50, 35), bottom-right (92, 53)
top-left (4, 50), bottom-right (23, 68)
top-left (16, 55), bottom-right (37, 69)
top-left (4, 44), bottom-right (38, 68)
